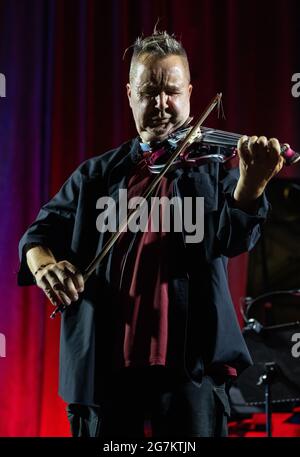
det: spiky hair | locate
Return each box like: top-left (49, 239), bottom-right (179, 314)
top-left (128, 30), bottom-right (190, 82)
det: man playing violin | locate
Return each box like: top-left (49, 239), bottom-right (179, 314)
top-left (18, 30), bottom-right (284, 437)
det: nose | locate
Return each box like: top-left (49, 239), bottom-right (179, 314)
top-left (154, 92), bottom-right (168, 111)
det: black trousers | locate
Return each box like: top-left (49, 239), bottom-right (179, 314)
top-left (67, 367), bottom-right (231, 438)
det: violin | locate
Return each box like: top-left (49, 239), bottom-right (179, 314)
top-left (141, 125), bottom-right (300, 174)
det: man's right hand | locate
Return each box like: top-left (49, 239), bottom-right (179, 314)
top-left (35, 261), bottom-right (84, 307)
top-left (26, 246), bottom-right (84, 307)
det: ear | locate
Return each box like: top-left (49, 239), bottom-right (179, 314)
top-left (126, 83), bottom-right (132, 108)
top-left (188, 84), bottom-right (193, 97)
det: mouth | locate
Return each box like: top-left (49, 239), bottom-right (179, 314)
top-left (150, 118), bottom-right (171, 127)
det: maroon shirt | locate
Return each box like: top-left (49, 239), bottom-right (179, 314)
top-left (111, 159), bottom-right (173, 368)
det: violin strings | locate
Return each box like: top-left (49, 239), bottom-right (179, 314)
top-left (202, 126), bottom-right (242, 137)
top-left (200, 127), bottom-right (243, 147)
top-left (201, 127), bottom-right (242, 140)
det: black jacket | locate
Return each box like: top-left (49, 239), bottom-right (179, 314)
top-left (18, 138), bottom-right (269, 405)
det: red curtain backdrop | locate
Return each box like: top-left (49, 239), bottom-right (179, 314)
top-left (0, 0), bottom-right (300, 436)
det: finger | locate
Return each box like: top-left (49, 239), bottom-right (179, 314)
top-left (35, 274), bottom-right (61, 303)
top-left (237, 135), bottom-right (252, 163)
top-left (37, 277), bottom-right (63, 307)
top-left (268, 137), bottom-right (281, 156)
top-left (50, 281), bottom-right (72, 306)
top-left (45, 288), bottom-right (63, 307)
top-left (64, 263), bottom-right (84, 293)
top-left (55, 268), bottom-right (79, 302)
top-left (247, 135), bottom-right (258, 156)
top-left (70, 271), bottom-right (85, 293)
top-left (54, 289), bottom-right (73, 306)
top-left (256, 136), bottom-right (268, 148)
top-left (47, 267), bottom-right (76, 301)
top-left (278, 154), bottom-right (285, 170)
top-left (268, 138), bottom-right (283, 172)
top-left (237, 135), bottom-right (249, 151)
top-left (44, 270), bottom-right (72, 306)
top-left (252, 136), bottom-right (269, 161)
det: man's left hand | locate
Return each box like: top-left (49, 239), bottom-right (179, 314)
top-left (233, 135), bottom-right (285, 208)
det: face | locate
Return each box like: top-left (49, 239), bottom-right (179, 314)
top-left (127, 54), bottom-right (192, 143)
